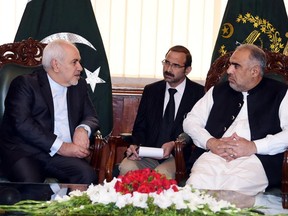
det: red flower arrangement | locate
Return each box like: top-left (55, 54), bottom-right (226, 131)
top-left (114, 168), bottom-right (179, 195)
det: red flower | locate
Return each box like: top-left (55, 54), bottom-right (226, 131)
top-left (114, 168), bottom-right (178, 195)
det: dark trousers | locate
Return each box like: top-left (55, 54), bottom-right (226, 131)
top-left (6, 153), bottom-right (97, 184)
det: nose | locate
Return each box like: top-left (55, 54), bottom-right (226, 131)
top-left (166, 63), bottom-right (174, 72)
top-left (77, 62), bottom-right (83, 71)
top-left (226, 64), bottom-right (233, 74)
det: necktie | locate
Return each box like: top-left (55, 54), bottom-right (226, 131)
top-left (156, 88), bottom-right (177, 147)
top-left (164, 88), bottom-right (177, 124)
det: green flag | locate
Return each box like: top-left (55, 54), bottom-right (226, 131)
top-left (14, 0), bottom-right (113, 137)
top-left (211, 0), bottom-right (288, 64)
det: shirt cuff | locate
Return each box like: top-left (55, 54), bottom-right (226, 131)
top-left (254, 139), bottom-right (269, 155)
top-left (49, 138), bottom-right (63, 156)
top-left (76, 124), bottom-right (91, 137)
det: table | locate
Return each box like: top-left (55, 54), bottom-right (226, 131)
top-left (0, 182), bottom-right (288, 215)
top-left (206, 189), bottom-right (288, 215)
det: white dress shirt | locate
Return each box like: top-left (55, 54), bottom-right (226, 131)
top-left (47, 75), bottom-right (70, 156)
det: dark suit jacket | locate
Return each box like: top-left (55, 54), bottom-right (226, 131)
top-left (0, 67), bottom-right (99, 165)
top-left (132, 78), bottom-right (204, 165)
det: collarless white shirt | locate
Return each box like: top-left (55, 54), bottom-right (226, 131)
top-left (183, 86), bottom-right (288, 154)
top-left (184, 87), bottom-right (288, 195)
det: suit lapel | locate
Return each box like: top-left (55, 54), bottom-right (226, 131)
top-left (156, 81), bottom-right (166, 120)
top-left (66, 85), bottom-right (79, 135)
top-left (151, 81), bottom-right (166, 143)
top-left (174, 78), bottom-right (191, 128)
top-left (38, 69), bottom-right (54, 122)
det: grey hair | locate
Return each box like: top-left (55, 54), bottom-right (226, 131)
top-left (236, 44), bottom-right (266, 76)
top-left (42, 39), bottom-right (77, 70)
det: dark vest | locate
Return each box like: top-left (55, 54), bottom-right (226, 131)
top-left (205, 78), bottom-right (288, 188)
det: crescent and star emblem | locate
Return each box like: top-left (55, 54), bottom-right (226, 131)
top-left (41, 32), bottom-right (106, 92)
top-left (221, 23), bottom-right (234, 39)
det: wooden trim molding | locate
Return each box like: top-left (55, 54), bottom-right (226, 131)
top-left (112, 86), bottom-right (143, 95)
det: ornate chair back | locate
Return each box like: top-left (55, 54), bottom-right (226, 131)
top-left (205, 50), bottom-right (288, 92)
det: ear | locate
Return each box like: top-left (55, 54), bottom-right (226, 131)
top-left (185, 66), bottom-right (192, 76)
top-left (251, 65), bottom-right (260, 77)
top-left (51, 59), bottom-right (60, 72)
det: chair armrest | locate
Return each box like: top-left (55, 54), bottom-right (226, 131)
top-left (177, 132), bottom-right (193, 146)
top-left (282, 149), bottom-right (288, 208)
top-left (89, 130), bottom-right (107, 184)
top-left (105, 136), bottom-right (131, 182)
top-left (174, 132), bottom-right (198, 185)
top-left (174, 140), bottom-right (187, 184)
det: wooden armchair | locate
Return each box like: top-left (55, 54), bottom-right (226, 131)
top-left (103, 91), bottom-right (194, 184)
top-left (175, 49), bottom-right (288, 208)
top-left (0, 38), bottom-right (104, 183)
top-left (103, 135), bottom-right (187, 183)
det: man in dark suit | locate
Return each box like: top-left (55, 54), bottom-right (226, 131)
top-left (0, 39), bottom-right (99, 184)
top-left (119, 45), bottom-right (205, 179)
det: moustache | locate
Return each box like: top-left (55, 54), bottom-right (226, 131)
top-left (164, 71), bottom-right (175, 78)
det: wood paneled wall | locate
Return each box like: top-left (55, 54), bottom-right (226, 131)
top-left (111, 87), bottom-right (143, 136)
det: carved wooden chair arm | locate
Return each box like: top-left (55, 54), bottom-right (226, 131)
top-left (105, 136), bottom-right (130, 182)
top-left (88, 130), bottom-right (107, 184)
top-left (174, 132), bottom-right (194, 184)
top-left (282, 149), bottom-right (288, 208)
top-left (174, 140), bottom-right (187, 184)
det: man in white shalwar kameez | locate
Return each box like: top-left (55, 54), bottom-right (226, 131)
top-left (183, 44), bottom-right (288, 196)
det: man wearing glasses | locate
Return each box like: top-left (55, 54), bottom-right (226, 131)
top-left (119, 45), bottom-right (205, 180)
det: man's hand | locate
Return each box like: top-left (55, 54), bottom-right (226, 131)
top-left (73, 127), bottom-right (90, 149)
top-left (222, 133), bottom-right (257, 158)
top-left (162, 141), bottom-right (175, 158)
top-left (207, 133), bottom-right (257, 161)
top-left (206, 137), bottom-right (228, 155)
top-left (207, 137), bottom-right (236, 161)
top-left (126, 145), bottom-right (141, 160)
top-left (57, 142), bottom-right (90, 158)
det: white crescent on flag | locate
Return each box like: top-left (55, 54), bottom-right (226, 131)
top-left (41, 32), bottom-right (96, 50)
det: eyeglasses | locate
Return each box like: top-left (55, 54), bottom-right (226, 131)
top-left (162, 59), bottom-right (185, 70)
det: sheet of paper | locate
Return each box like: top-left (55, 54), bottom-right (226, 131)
top-left (138, 146), bottom-right (163, 159)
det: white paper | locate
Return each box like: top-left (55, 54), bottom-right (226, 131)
top-left (138, 146), bottom-right (164, 159)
